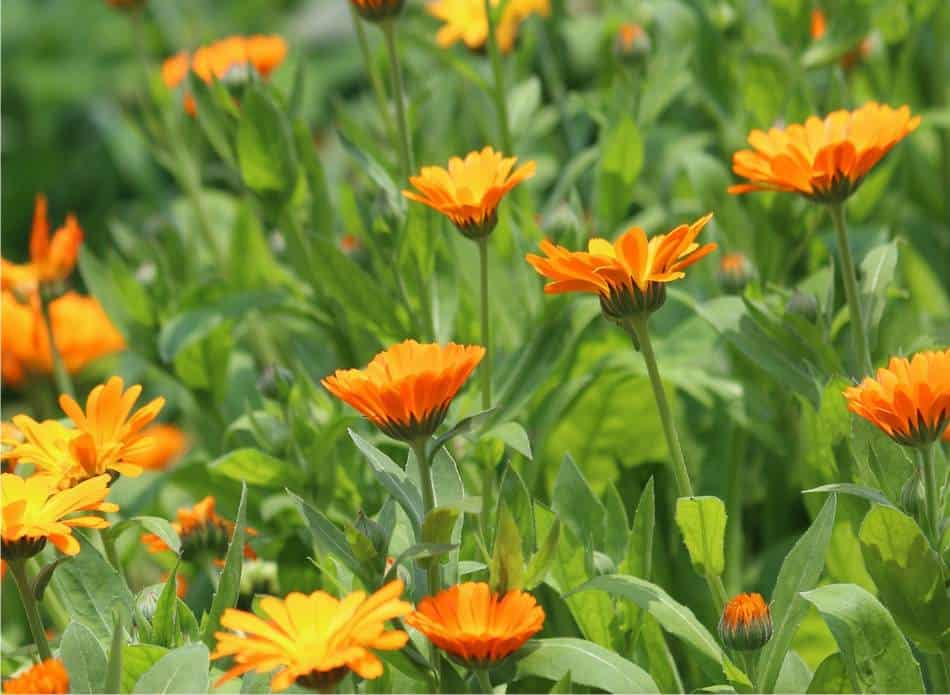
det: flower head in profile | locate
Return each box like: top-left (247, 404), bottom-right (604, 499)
top-left (1, 291), bottom-right (126, 390)
top-left (322, 340), bottom-right (485, 442)
top-left (1, 473), bottom-right (117, 560)
top-left (136, 424), bottom-right (190, 472)
top-left (526, 213), bottom-right (716, 319)
top-left (729, 103), bottom-right (920, 203)
top-left (1, 195), bottom-right (83, 299)
top-left (142, 496), bottom-right (257, 563)
top-left (427, 0), bottom-right (550, 54)
top-left (1, 658), bottom-right (69, 694)
top-left (843, 350), bottom-right (950, 447)
top-left (350, 0), bottom-right (405, 22)
top-left (406, 582), bottom-right (544, 667)
top-left (212, 580), bottom-right (411, 692)
top-left (403, 147), bottom-right (535, 240)
top-left (718, 593), bottom-right (772, 651)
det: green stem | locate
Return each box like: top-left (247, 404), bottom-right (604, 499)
top-left (925, 652), bottom-right (950, 694)
top-left (478, 238), bottom-right (492, 410)
top-left (921, 445), bottom-right (943, 553)
top-left (626, 316), bottom-right (693, 497)
top-left (828, 203), bottom-right (872, 375)
top-left (39, 291), bottom-right (75, 400)
top-left (8, 559), bottom-right (52, 661)
top-left (483, 0), bottom-right (513, 154)
top-left (381, 20), bottom-right (414, 180)
top-left (350, 5), bottom-right (397, 146)
top-left (410, 438), bottom-right (443, 689)
top-left (474, 668), bottom-right (493, 693)
top-left (725, 427), bottom-right (746, 594)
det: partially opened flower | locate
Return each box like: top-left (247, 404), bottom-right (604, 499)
top-left (0, 473), bottom-right (117, 559)
top-left (526, 213), bottom-right (716, 319)
top-left (404, 147), bottom-right (535, 239)
top-left (405, 582), bottom-right (544, 667)
top-left (729, 103), bottom-right (920, 203)
top-left (427, 0), bottom-right (550, 54)
top-left (142, 496), bottom-right (257, 562)
top-left (350, 0), bottom-right (405, 21)
top-left (1, 658), bottom-right (69, 694)
top-left (718, 593), bottom-right (772, 651)
top-left (212, 580), bottom-right (411, 692)
top-left (843, 350), bottom-right (950, 447)
top-left (1, 195), bottom-right (83, 298)
top-left (322, 340), bottom-right (485, 441)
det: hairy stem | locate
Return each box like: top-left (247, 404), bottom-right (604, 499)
top-left (829, 203), bottom-right (872, 375)
top-left (9, 559), bottom-right (52, 661)
top-left (381, 20), bottom-right (414, 180)
top-left (478, 238), bottom-right (492, 410)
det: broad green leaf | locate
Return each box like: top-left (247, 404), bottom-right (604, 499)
top-left (236, 85), bottom-right (297, 196)
top-left (105, 610), bottom-right (125, 695)
top-left (107, 516), bottom-right (181, 555)
top-left (597, 117), bottom-right (644, 228)
top-left (350, 430), bottom-right (423, 532)
top-left (383, 543), bottom-right (457, 583)
top-left (200, 484), bottom-right (246, 649)
top-left (568, 574), bottom-right (723, 664)
top-left (858, 241), bottom-right (898, 348)
top-left (62, 621), bottom-right (108, 694)
top-left (120, 645), bottom-right (168, 694)
top-left (524, 519), bottom-right (560, 589)
top-left (774, 650), bottom-right (813, 694)
top-left (807, 653), bottom-right (853, 693)
top-left (289, 491), bottom-right (363, 579)
top-left (758, 494), bottom-right (837, 693)
top-left (859, 504), bottom-right (950, 652)
top-left (188, 73), bottom-right (236, 166)
top-left (338, 130), bottom-right (405, 218)
top-left (50, 533), bottom-right (134, 645)
top-left (603, 483), bottom-right (630, 566)
top-left (150, 564), bottom-right (180, 649)
top-left (552, 455), bottom-right (605, 549)
top-left (623, 478), bottom-right (655, 579)
top-left (429, 408), bottom-right (496, 455)
top-left (514, 638), bottom-right (659, 693)
top-left (293, 121), bottom-right (334, 235)
top-left (209, 448), bottom-right (304, 489)
top-left (132, 643), bottom-right (210, 694)
top-left (490, 502), bottom-right (525, 593)
top-left (674, 496), bottom-right (727, 577)
top-left (801, 584), bottom-right (924, 693)
top-left (482, 421), bottom-right (533, 459)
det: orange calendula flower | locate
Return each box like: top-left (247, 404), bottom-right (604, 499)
top-left (212, 580), bottom-right (411, 692)
top-left (136, 424), bottom-right (190, 472)
top-left (406, 582), bottom-right (544, 666)
top-left (717, 252), bottom-right (756, 294)
top-left (162, 35), bottom-right (287, 115)
top-left (1, 195), bottom-right (83, 298)
top-left (810, 8), bottom-right (827, 40)
top-left (729, 102), bottom-right (920, 203)
top-left (718, 593), bottom-right (772, 651)
top-left (614, 23), bottom-right (650, 62)
top-left (322, 340), bottom-right (485, 441)
top-left (403, 147), bottom-right (536, 239)
top-left (428, 0), bottom-right (550, 54)
top-left (843, 350), bottom-right (950, 447)
top-left (2, 658), bottom-right (69, 694)
top-left (1, 473), bottom-right (117, 560)
top-left (526, 213), bottom-right (716, 319)
top-left (350, 0), bottom-right (405, 21)
top-left (142, 496), bottom-right (257, 563)
top-left (1, 291), bottom-right (126, 389)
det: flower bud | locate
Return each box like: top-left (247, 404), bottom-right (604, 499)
top-left (350, 0), bottom-right (405, 22)
top-left (719, 592), bottom-right (772, 651)
top-left (258, 365), bottom-right (294, 401)
top-left (135, 583), bottom-right (163, 625)
top-left (717, 252), bottom-right (756, 294)
top-left (352, 511), bottom-right (390, 572)
top-left (614, 24), bottom-right (651, 64)
top-left (239, 559), bottom-right (279, 599)
top-left (785, 291), bottom-right (819, 323)
top-left (900, 471), bottom-right (926, 518)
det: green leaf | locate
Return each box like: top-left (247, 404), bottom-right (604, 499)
top-left (50, 533), bottom-right (134, 645)
top-left (623, 478), bottom-right (655, 579)
top-left (384, 543), bottom-right (458, 582)
top-left (421, 508), bottom-right (460, 547)
top-left (549, 670), bottom-right (573, 694)
top-left (209, 448), bottom-right (304, 489)
top-left (490, 502), bottom-right (525, 593)
top-left (483, 421), bottom-right (533, 459)
top-left (429, 408), bottom-right (496, 456)
top-left (858, 241), bottom-right (898, 348)
top-left (33, 556), bottom-right (71, 600)
top-left (200, 483), bottom-right (247, 649)
top-left (62, 621), bottom-right (108, 694)
top-left (597, 117), bottom-right (644, 228)
top-left (567, 574), bottom-right (723, 664)
top-left (236, 85), bottom-right (297, 196)
top-left (525, 519), bottom-right (560, 589)
top-left (293, 121), bottom-right (334, 235)
top-left (674, 496), bottom-right (727, 577)
top-left (774, 651), bottom-right (813, 695)
top-left (801, 584), bottom-right (924, 693)
top-left (121, 645), bottom-right (168, 694)
top-left (132, 643), bottom-right (210, 694)
top-left (338, 129), bottom-right (405, 219)
top-left (106, 610), bottom-right (125, 695)
top-left (552, 455), bottom-right (605, 549)
top-left (758, 494), bottom-right (837, 693)
top-left (151, 563), bottom-right (181, 649)
top-left (188, 73), bottom-right (236, 167)
top-left (803, 484), bottom-right (893, 508)
top-left (859, 504), bottom-right (950, 652)
top-left (107, 516), bottom-right (181, 555)
top-left (807, 653), bottom-right (853, 693)
top-left (350, 430), bottom-right (424, 532)
top-left (514, 638), bottom-right (659, 693)
top-left (289, 490), bottom-right (363, 577)
top-left (603, 483), bottom-right (630, 566)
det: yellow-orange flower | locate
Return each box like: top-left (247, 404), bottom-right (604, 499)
top-left (403, 147), bottom-right (535, 239)
top-left (1, 473), bottom-right (117, 559)
top-left (350, 0), bottom-right (405, 21)
top-left (729, 102), bottom-right (920, 202)
top-left (1, 195), bottom-right (83, 297)
top-left (136, 424), bottom-right (190, 472)
top-left (162, 35), bottom-right (288, 114)
top-left (142, 496), bottom-right (257, 562)
top-left (322, 340), bottom-right (485, 441)
top-left (1, 658), bottom-right (69, 694)
top-left (526, 213), bottom-right (716, 318)
top-left (810, 8), bottom-right (827, 40)
top-left (405, 582), bottom-right (544, 666)
top-left (718, 593), bottom-right (772, 651)
top-left (843, 350), bottom-right (950, 447)
top-left (427, 0), bottom-right (550, 54)
top-left (1, 291), bottom-right (126, 389)
top-left (212, 580), bottom-right (411, 692)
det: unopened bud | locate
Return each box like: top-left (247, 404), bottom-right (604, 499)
top-left (135, 584), bottom-right (163, 625)
top-left (717, 253), bottom-right (756, 294)
top-left (614, 24), bottom-right (651, 64)
top-left (258, 365), bottom-right (294, 401)
top-left (719, 592), bottom-right (772, 651)
top-left (900, 471), bottom-right (926, 518)
top-left (350, 0), bottom-right (405, 23)
top-left (785, 291), bottom-right (819, 323)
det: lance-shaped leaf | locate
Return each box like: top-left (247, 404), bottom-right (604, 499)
top-left (674, 496), bottom-right (726, 577)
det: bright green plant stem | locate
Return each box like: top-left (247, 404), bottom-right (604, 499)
top-left (410, 438), bottom-right (443, 686)
top-left (475, 668), bottom-right (493, 693)
top-left (350, 6), bottom-right (397, 147)
top-left (478, 238), bottom-right (492, 410)
top-left (381, 20), bottom-right (414, 180)
top-left (39, 290), bottom-right (75, 400)
top-left (8, 558), bottom-right (53, 661)
top-left (725, 427), bottom-right (746, 594)
top-left (828, 203), bottom-right (872, 375)
top-left (920, 444), bottom-right (942, 552)
top-left (483, 0), bottom-right (514, 154)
